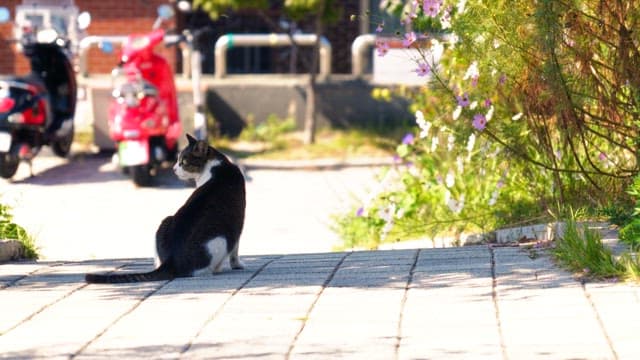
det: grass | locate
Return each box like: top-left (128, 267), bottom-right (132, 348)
top-left (0, 203), bottom-right (38, 260)
top-left (551, 218), bottom-right (640, 282)
top-left (214, 128), bottom-right (402, 161)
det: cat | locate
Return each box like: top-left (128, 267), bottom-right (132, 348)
top-left (85, 134), bottom-right (246, 283)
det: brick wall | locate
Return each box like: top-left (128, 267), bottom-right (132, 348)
top-left (78, 0), bottom-right (177, 74)
top-left (0, 0), bottom-right (177, 75)
top-left (0, 0), bottom-right (21, 74)
top-left (0, 0), bottom-right (362, 76)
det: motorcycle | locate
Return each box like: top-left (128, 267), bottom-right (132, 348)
top-left (0, 7), bottom-right (90, 179)
top-left (107, 5), bottom-right (182, 187)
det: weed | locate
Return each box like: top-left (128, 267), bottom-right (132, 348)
top-left (239, 114), bottom-right (296, 145)
top-left (551, 211), bottom-right (640, 281)
top-left (0, 202), bottom-right (38, 260)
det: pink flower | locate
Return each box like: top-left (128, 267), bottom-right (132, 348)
top-left (376, 40), bottom-right (389, 56)
top-left (423, 0), bottom-right (441, 17)
top-left (410, 2), bottom-right (419, 18)
top-left (471, 75), bottom-right (479, 87)
top-left (598, 152), bottom-right (607, 161)
top-left (472, 114), bottom-right (487, 130)
top-left (440, 5), bottom-right (452, 28)
top-left (403, 32), bottom-right (417, 48)
top-left (415, 62), bottom-right (430, 77)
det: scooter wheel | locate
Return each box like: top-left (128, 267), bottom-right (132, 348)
top-left (131, 164), bottom-right (152, 187)
top-left (0, 153), bottom-right (19, 179)
top-left (51, 124), bottom-right (74, 158)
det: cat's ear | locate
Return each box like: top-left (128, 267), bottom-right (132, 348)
top-left (186, 134), bottom-right (197, 146)
top-left (195, 140), bottom-right (211, 157)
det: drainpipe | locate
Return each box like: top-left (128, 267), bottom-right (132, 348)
top-left (214, 33), bottom-right (332, 78)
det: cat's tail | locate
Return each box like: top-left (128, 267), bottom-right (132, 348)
top-left (85, 262), bottom-right (175, 284)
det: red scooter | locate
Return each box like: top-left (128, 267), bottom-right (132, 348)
top-left (107, 5), bottom-right (181, 186)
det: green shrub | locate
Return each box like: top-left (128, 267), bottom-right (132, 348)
top-left (334, 0), bottom-right (640, 249)
top-left (619, 219), bottom-right (640, 251)
top-left (0, 202), bottom-right (38, 260)
top-left (239, 114), bottom-right (296, 144)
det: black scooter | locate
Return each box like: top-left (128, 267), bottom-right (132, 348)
top-left (0, 7), bottom-right (90, 179)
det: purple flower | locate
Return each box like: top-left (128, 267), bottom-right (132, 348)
top-left (456, 92), bottom-right (470, 107)
top-left (356, 207), bottom-right (364, 217)
top-left (499, 74), bottom-right (507, 85)
top-left (402, 133), bottom-right (415, 145)
top-left (402, 32), bottom-right (417, 48)
top-left (376, 40), bottom-right (389, 57)
top-left (375, 22), bottom-right (384, 33)
top-left (472, 114), bottom-right (487, 130)
top-left (484, 98), bottom-right (492, 107)
top-left (415, 62), bottom-right (430, 77)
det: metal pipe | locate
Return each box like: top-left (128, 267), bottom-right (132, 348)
top-left (214, 33), bottom-right (332, 78)
top-left (78, 34), bottom-right (188, 78)
top-left (351, 34), bottom-right (376, 77)
top-left (78, 35), bottom-right (127, 77)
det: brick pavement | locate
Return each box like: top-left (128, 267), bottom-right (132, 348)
top-left (1, 246), bottom-right (638, 359)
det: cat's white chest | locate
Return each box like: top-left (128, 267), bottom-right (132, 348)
top-left (195, 160), bottom-right (221, 188)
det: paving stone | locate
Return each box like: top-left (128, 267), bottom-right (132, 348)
top-left (1, 249), bottom-right (638, 359)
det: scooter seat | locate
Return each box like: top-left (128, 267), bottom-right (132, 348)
top-left (0, 74), bottom-right (47, 94)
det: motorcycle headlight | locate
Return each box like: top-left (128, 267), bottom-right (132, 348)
top-left (124, 93), bottom-right (139, 107)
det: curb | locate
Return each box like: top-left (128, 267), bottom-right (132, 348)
top-left (0, 240), bottom-right (25, 263)
top-left (236, 156), bottom-right (397, 171)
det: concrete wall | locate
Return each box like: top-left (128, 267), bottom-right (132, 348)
top-left (203, 75), bottom-right (414, 137)
top-left (83, 75), bottom-right (414, 150)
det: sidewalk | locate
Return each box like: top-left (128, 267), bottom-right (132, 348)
top-left (1, 245), bottom-right (638, 359)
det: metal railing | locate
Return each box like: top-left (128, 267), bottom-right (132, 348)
top-left (78, 35), bottom-right (188, 78)
top-left (351, 34), bottom-right (376, 77)
top-left (214, 33), bottom-right (332, 78)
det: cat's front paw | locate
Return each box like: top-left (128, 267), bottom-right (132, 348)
top-left (230, 258), bottom-right (245, 270)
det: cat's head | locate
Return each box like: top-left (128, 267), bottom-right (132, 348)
top-left (173, 134), bottom-right (223, 181)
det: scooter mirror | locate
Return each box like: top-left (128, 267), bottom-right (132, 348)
top-left (37, 29), bottom-right (59, 44)
top-left (99, 41), bottom-right (114, 54)
top-left (177, 1), bottom-right (192, 12)
top-left (0, 7), bottom-right (10, 23)
top-left (78, 12), bottom-right (91, 30)
top-left (157, 5), bottom-right (174, 20)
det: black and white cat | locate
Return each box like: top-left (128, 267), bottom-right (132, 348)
top-left (85, 134), bottom-right (246, 283)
